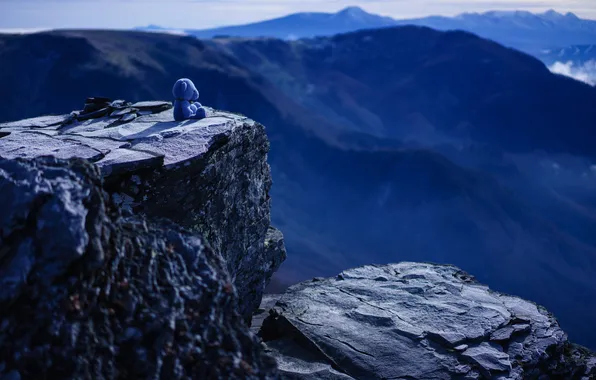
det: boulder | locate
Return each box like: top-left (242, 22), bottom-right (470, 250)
top-left (0, 157), bottom-right (278, 379)
top-left (259, 263), bottom-right (596, 379)
top-left (0, 103), bottom-right (286, 321)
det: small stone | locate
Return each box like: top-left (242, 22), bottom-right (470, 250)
top-left (461, 343), bottom-right (511, 373)
top-left (131, 101), bottom-right (172, 109)
top-left (110, 99), bottom-right (130, 109)
top-left (120, 113), bottom-right (137, 123)
top-left (513, 324), bottom-right (531, 333)
top-left (491, 326), bottom-right (515, 341)
top-left (78, 107), bottom-right (110, 120)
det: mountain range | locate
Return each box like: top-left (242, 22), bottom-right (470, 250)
top-left (1, 26), bottom-right (596, 350)
top-left (139, 6), bottom-right (596, 55)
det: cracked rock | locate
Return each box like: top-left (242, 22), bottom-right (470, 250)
top-left (461, 342), bottom-right (511, 375)
top-left (258, 263), bottom-right (596, 379)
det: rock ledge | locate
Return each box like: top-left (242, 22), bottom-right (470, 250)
top-left (259, 262), bottom-right (596, 379)
top-left (0, 103), bottom-right (286, 321)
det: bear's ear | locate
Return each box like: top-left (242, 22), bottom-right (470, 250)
top-left (173, 80), bottom-right (189, 97)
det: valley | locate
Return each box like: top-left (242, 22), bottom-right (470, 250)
top-left (1, 27), bottom-right (596, 349)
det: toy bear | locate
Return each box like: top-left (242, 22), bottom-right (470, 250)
top-left (172, 78), bottom-right (207, 121)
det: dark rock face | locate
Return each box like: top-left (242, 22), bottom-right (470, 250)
top-left (259, 263), bottom-right (596, 379)
top-left (0, 157), bottom-right (278, 379)
top-left (0, 105), bottom-right (286, 322)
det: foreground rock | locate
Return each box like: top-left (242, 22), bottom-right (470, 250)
top-left (0, 101), bottom-right (286, 321)
top-left (0, 157), bottom-right (278, 379)
top-left (259, 263), bottom-right (596, 379)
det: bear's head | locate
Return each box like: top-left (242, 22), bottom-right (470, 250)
top-left (172, 78), bottom-right (199, 102)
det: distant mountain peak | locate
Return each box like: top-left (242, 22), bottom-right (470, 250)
top-left (542, 9), bottom-right (564, 17)
top-left (337, 6), bottom-right (368, 16)
top-left (480, 10), bottom-right (536, 18)
top-left (540, 9), bottom-right (580, 20)
top-left (565, 12), bottom-right (581, 20)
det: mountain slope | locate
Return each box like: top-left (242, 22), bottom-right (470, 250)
top-left (211, 26), bottom-right (596, 156)
top-left (0, 31), bottom-right (278, 124)
top-left (1, 28), bottom-right (596, 349)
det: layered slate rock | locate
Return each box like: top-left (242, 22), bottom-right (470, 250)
top-left (0, 103), bottom-right (286, 321)
top-left (0, 157), bottom-right (278, 380)
top-left (259, 263), bottom-right (596, 380)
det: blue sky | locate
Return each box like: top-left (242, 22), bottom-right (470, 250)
top-left (1, 0), bottom-right (596, 30)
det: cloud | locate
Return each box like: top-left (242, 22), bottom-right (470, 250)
top-left (0, 28), bottom-right (50, 34)
top-left (549, 60), bottom-right (596, 85)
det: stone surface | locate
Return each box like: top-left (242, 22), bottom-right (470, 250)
top-left (0, 157), bottom-right (279, 380)
top-left (0, 131), bottom-right (103, 161)
top-left (259, 262), bottom-right (596, 380)
top-left (0, 104), bottom-right (286, 322)
top-left (253, 295), bottom-right (353, 379)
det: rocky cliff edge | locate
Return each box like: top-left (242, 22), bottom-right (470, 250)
top-left (0, 99), bottom-right (286, 322)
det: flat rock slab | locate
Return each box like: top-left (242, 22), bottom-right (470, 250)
top-left (0, 115), bottom-right (70, 129)
top-left (260, 262), bottom-right (596, 380)
top-left (0, 131), bottom-right (103, 161)
top-left (0, 106), bottom-right (254, 175)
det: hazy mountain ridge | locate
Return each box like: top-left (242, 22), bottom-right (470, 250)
top-left (396, 9), bottom-right (596, 53)
top-left (139, 6), bottom-right (596, 55)
top-left (1, 28), bottom-right (596, 349)
top-left (140, 6), bottom-right (396, 40)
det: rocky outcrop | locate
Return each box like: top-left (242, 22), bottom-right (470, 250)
top-left (258, 263), bottom-right (596, 379)
top-left (0, 157), bottom-right (278, 379)
top-left (0, 101), bottom-right (286, 321)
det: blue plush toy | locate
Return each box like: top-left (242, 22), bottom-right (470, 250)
top-left (172, 78), bottom-right (207, 121)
